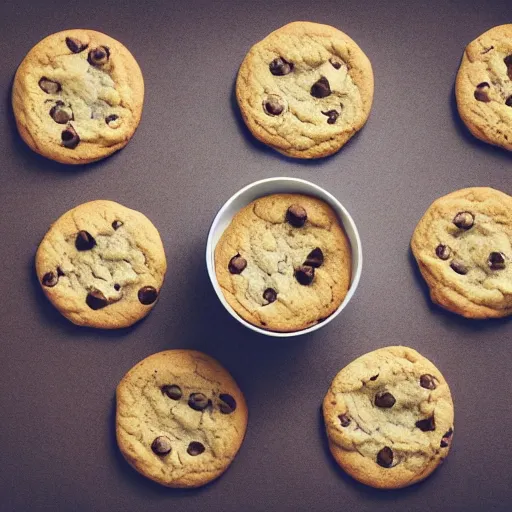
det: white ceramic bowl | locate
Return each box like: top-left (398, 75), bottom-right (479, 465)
top-left (206, 177), bottom-right (362, 337)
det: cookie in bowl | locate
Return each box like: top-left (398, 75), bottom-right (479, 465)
top-left (214, 193), bottom-right (352, 332)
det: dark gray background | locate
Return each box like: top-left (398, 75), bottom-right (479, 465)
top-left (1, 0), bottom-right (511, 511)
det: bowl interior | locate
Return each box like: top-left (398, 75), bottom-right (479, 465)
top-left (206, 177), bottom-right (362, 337)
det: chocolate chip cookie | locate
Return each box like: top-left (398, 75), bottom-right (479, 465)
top-left (116, 350), bottom-right (248, 488)
top-left (455, 24), bottom-right (512, 151)
top-left (12, 29), bottom-right (144, 164)
top-left (411, 187), bottom-right (512, 318)
top-left (323, 346), bottom-right (454, 489)
top-left (236, 21), bottom-right (374, 159)
top-left (214, 194), bottom-right (352, 332)
top-left (35, 200), bottom-right (166, 328)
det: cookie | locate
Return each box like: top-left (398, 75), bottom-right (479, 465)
top-left (455, 24), bottom-right (512, 151)
top-left (411, 187), bottom-right (512, 318)
top-left (236, 21), bottom-right (374, 159)
top-left (12, 29), bottom-right (144, 164)
top-left (116, 350), bottom-right (248, 488)
top-left (323, 346), bottom-right (454, 489)
top-left (35, 200), bottom-right (166, 329)
top-left (214, 194), bottom-right (352, 332)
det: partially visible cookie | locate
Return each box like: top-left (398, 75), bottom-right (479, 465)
top-left (116, 350), bottom-right (248, 488)
top-left (236, 21), bottom-right (374, 159)
top-left (455, 24), bottom-right (512, 151)
top-left (12, 29), bottom-right (144, 164)
top-left (323, 346), bottom-right (454, 489)
top-left (214, 194), bottom-right (352, 332)
top-left (411, 187), bottom-right (512, 318)
top-left (35, 200), bottom-right (166, 329)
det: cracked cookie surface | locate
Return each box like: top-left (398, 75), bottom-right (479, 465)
top-left (323, 346), bottom-right (454, 489)
top-left (214, 194), bottom-right (352, 332)
top-left (411, 187), bottom-right (512, 318)
top-left (236, 21), bottom-right (374, 159)
top-left (455, 24), bottom-right (512, 151)
top-left (116, 350), bottom-right (248, 488)
top-left (12, 29), bottom-right (144, 164)
top-left (35, 200), bottom-right (166, 328)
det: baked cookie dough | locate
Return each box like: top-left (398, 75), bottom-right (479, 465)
top-left (12, 29), bottom-right (144, 164)
top-left (35, 200), bottom-right (166, 328)
top-left (455, 24), bottom-right (512, 151)
top-left (236, 21), bottom-right (374, 158)
top-left (411, 187), bottom-right (512, 318)
top-left (116, 350), bottom-right (248, 488)
top-left (215, 194), bottom-right (352, 332)
top-left (323, 346), bottom-right (454, 489)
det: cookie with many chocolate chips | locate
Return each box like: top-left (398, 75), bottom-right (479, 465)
top-left (116, 350), bottom-right (248, 488)
top-left (214, 194), bottom-right (352, 332)
top-left (12, 29), bottom-right (144, 164)
top-left (455, 24), bottom-right (512, 151)
top-left (411, 187), bottom-right (512, 318)
top-left (323, 346), bottom-right (454, 489)
top-left (35, 200), bottom-right (166, 328)
top-left (236, 21), bottom-right (374, 159)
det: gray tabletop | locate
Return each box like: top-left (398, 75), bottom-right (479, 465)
top-left (1, 0), bottom-right (511, 511)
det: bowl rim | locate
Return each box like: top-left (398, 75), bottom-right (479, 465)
top-left (205, 176), bottom-right (363, 337)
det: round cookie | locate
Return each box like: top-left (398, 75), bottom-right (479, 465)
top-left (35, 200), bottom-right (166, 329)
top-left (411, 187), bottom-right (512, 319)
top-left (455, 24), bottom-right (512, 151)
top-left (323, 346), bottom-right (454, 489)
top-left (236, 21), bottom-right (374, 159)
top-left (12, 29), bottom-right (144, 164)
top-left (214, 194), bottom-right (352, 332)
top-left (116, 350), bottom-right (248, 488)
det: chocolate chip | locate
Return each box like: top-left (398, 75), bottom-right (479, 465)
top-left (420, 374), bottom-right (437, 390)
top-left (295, 265), bottom-right (314, 285)
top-left (453, 211), bottom-right (474, 229)
top-left (57, 267), bottom-right (65, 277)
top-left (488, 252), bottom-right (506, 270)
top-left (474, 82), bottom-right (491, 102)
top-left (450, 260), bottom-right (468, 275)
top-left (86, 290), bottom-right (108, 310)
top-left (219, 393), bottom-right (237, 414)
top-left (504, 55), bottom-right (512, 80)
top-left (138, 286), bottom-right (158, 305)
top-left (162, 385), bottom-right (182, 400)
top-left (65, 37), bottom-right (88, 53)
top-left (187, 441), bottom-right (205, 456)
top-left (286, 204), bottom-right (307, 227)
top-left (416, 416), bottom-right (436, 432)
top-left (105, 114), bottom-right (119, 126)
top-left (263, 288), bottom-right (277, 304)
top-left (88, 46), bottom-right (110, 66)
top-left (50, 103), bottom-right (72, 124)
top-left (374, 392), bottom-right (396, 408)
top-left (506, 96), bottom-right (512, 107)
top-left (329, 57), bottom-right (343, 69)
top-left (321, 109), bottom-right (339, 124)
top-left (38, 77), bottom-right (61, 94)
top-left (188, 393), bottom-right (209, 411)
top-left (305, 247), bottom-right (324, 268)
top-left (338, 414), bottom-right (351, 427)
top-left (151, 436), bottom-right (172, 455)
top-left (377, 447), bottom-right (393, 468)
top-left (370, 374), bottom-right (379, 381)
top-left (75, 231), bottom-right (96, 251)
top-left (61, 125), bottom-right (80, 149)
top-left (311, 76), bottom-right (331, 98)
top-left (435, 244), bottom-right (451, 260)
top-left (42, 271), bottom-right (58, 287)
top-left (440, 428), bottom-right (453, 447)
top-left (228, 254), bottom-right (247, 274)
top-left (114, 284), bottom-right (121, 291)
top-left (112, 220), bottom-right (123, 230)
top-left (269, 57), bottom-right (293, 76)
top-left (481, 46), bottom-right (494, 54)
top-left (263, 95), bottom-right (285, 116)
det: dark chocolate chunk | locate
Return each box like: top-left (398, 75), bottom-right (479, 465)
top-left (311, 76), bottom-right (331, 98)
top-left (219, 393), bottom-right (237, 414)
top-left (38, 77), bottom-right (61, 94)
top-left (61, 125), bottom-right (80, 149)
top-left (105, 114), bottom-right (119, 126)
top-left (162, 385), bottom-right (182, 400)
top-left (416, 416), bottom-right (436, 432)
top-left (114, 284), bottom-right (121, 291)
top-left (305, 247), bottom-right (324, 268)
top-left (112, 220), bottom-right (123, 230)
top-left (88, 46), bottom-right (110, 66)
top-left (435, 244), bottom-right (451, 260)
top-left (488, 251), bottom-right (506, 270)
top-left (228, 254), bottom-right (247, 274)
top-left (188, 393), bottom-right (209, 411)
top-left (453, 211), bottom-right (474, 229)
top-left (474, 82), bottom-right (491, 102)
top-left (450, 260), bottom-right (468, 275)
top-left (338, 414), bottom-right (351, 427)
top-left (187, 441), bottom-right (205, 456)
top-left (329, 57), bottom-right (342, 69)
top-left (263, 95), bottom-right (285, 116)
top-left (440, 428), bottom-right (453, 448)
top-left (286, 204), bottom-right (307, 227)
top-left (420, 374), bottom-right (437, 390)
top-left (86, 290), bottom-right (108, 310)
top-left (75, 231), bottom-right (96, 251)
top-left (50, 103), bottom-right (72, 124)
top-left (269, 57), bottom-right (293, 76)
top-left (151, 436), bottom-right (172, 455)
top-left (321, 109), bottom-right (339, 124)
top-left (66, 37), bottom-right (88, 53)
top-left (374, 392), bottom-right (396, 408)
top-left (369, 374), bottom-right (379, 381)
top-left (377, 447), bottom-right (393, 468)
top-left (506, 96), bottom-right (512, 107)
top-left (138, 286), bottom-right (158, 305)
top-left (504, 55), bottom-right (512, 80)
top-left (295, 265), bottom-right (314, 285)
top-left (42, 271), bottom-right (58, 287)
top-left (263, 288), bottom-right (277, 304)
